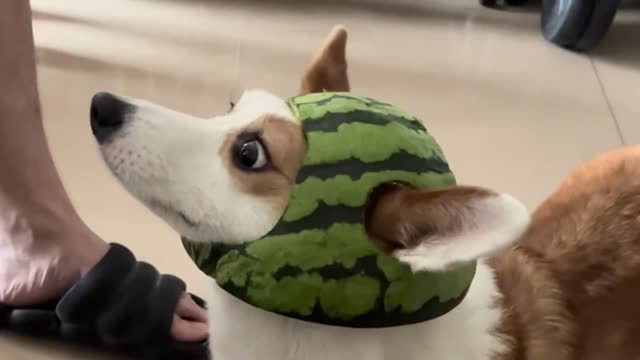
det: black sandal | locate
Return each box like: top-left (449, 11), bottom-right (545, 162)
top-left (0, 243), bottom-right (210, 360)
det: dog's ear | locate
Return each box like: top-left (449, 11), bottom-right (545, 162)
top-left (298, 25), bottom-right (350, 95)
top-left (364, 183), bottom-right (530, 272)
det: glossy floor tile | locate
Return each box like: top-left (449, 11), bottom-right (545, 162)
top-left (2, 0), bottom-right (638, 358)
top-left (592, 9), bottom-right (640, 145)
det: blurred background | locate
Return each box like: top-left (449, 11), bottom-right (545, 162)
top-left (2, 0), bottom-right (639, 358)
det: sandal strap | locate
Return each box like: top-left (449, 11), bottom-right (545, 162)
top-left (0, 243), bottom-right (209, 358)
top-left (56, 243), bottom-right (137, 324)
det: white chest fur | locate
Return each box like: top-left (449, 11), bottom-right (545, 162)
top-left (207, 261), bottom-right (506, 360)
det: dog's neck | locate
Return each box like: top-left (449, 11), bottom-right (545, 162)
top-left (208, 248), bottom-right (581, 360)
top-left (208, 260), bottom-right (508, 360)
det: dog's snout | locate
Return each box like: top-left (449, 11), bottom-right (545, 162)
top-left (90, 92), bottom-right (130, 143)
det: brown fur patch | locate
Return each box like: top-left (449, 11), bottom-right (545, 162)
top-left (220, 114), bottom-right (306, 210)
top-left (364, 183), bottom-right (495, 253)
top-left (488, 247), bottom-right (576, 360)
top-left (523, 146), bottom-right (640, 298)
top-left (491, 145), bottom-right (640, 359)
top-left (299, 25), bottom-right (350, 95)
top-left (516, 145), bottom-right (640, 359)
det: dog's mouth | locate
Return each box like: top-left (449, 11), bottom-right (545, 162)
top-left (147, 199), bottom-right (199, 228)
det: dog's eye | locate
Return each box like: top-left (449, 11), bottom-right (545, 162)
top-left (237, 139), bottom-right (268, 170)
top-left (228, 101), bottom-right (236, 113)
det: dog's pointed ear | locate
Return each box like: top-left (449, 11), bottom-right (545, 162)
top-left (298, 25), bottom-right (350, 95)
top-left (364, 183), bottom-right (530, 272)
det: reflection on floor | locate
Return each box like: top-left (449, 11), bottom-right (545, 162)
top-left (3, 0), bottom-right (639, 358)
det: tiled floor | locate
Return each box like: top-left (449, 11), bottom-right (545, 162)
top-left (2, 0), bottom-right (639, 358)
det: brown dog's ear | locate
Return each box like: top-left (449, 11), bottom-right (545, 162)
top-left (364, 183), bottom-right (530, 272)
top-left (298, 25), bottom-right (350, 95)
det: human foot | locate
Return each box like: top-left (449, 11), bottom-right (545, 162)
top-left (0, 212), bottom-right (208, 343)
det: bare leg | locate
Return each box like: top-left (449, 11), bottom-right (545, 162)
top-left (0, 0), bottom-right (206, 342)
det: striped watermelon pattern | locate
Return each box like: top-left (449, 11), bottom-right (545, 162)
top-left (183, 92), bottom-right (476, 327)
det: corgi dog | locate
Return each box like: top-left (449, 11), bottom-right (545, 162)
top-left (90, 26), bottom-right (640, 360)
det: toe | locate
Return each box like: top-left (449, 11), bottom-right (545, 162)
top-left (176, 292), bottom-right (208, 323)
top-left (170, 314), bottom-right (209, 343)
top-left (170, 292), bottom-right (208, 343)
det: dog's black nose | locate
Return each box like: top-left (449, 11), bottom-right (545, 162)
top-left (90, 92), bottom-right (130, 144)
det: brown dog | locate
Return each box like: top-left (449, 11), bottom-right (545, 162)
top-left (91, 25), bottom-right (640, 359)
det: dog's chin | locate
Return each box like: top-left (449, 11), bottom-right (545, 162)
top-left (140, 197), bottom-right (243, 245)
top-left (147, 199), bottom-right (200, 229)
top-left (141, 198), bottom-right (215, 243)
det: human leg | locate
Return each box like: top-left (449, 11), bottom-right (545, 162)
top-left (0, 0), bottom-right (207, 343)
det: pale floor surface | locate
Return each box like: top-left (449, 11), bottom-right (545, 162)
top-left (2, 0), bottom-right (639, 358)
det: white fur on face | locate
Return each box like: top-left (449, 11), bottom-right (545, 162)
top-left (97, 90), bottom-right (297, 244)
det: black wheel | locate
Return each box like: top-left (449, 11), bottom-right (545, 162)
top-left (480, 0), bottom-right (497, 7)
top-left (541, 0), bottom-right (594, 48)
top-left (506, 0), bottom-right (528, 6)
top-left (480, 0), bottom-right (528, 6)
top-left (573, 0), bottom-right (621, 51)
top-left (541, 0), bottom-right (620, 52)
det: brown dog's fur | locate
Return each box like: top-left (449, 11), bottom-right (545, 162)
top-left (364, 183), bottom-right (498, 254)
top-left (299, 27), bottom-right (350, 95)
top-left (303, 25), bottom-right (640, 359)
top-left (492, 146), bottom-right (640, 360)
